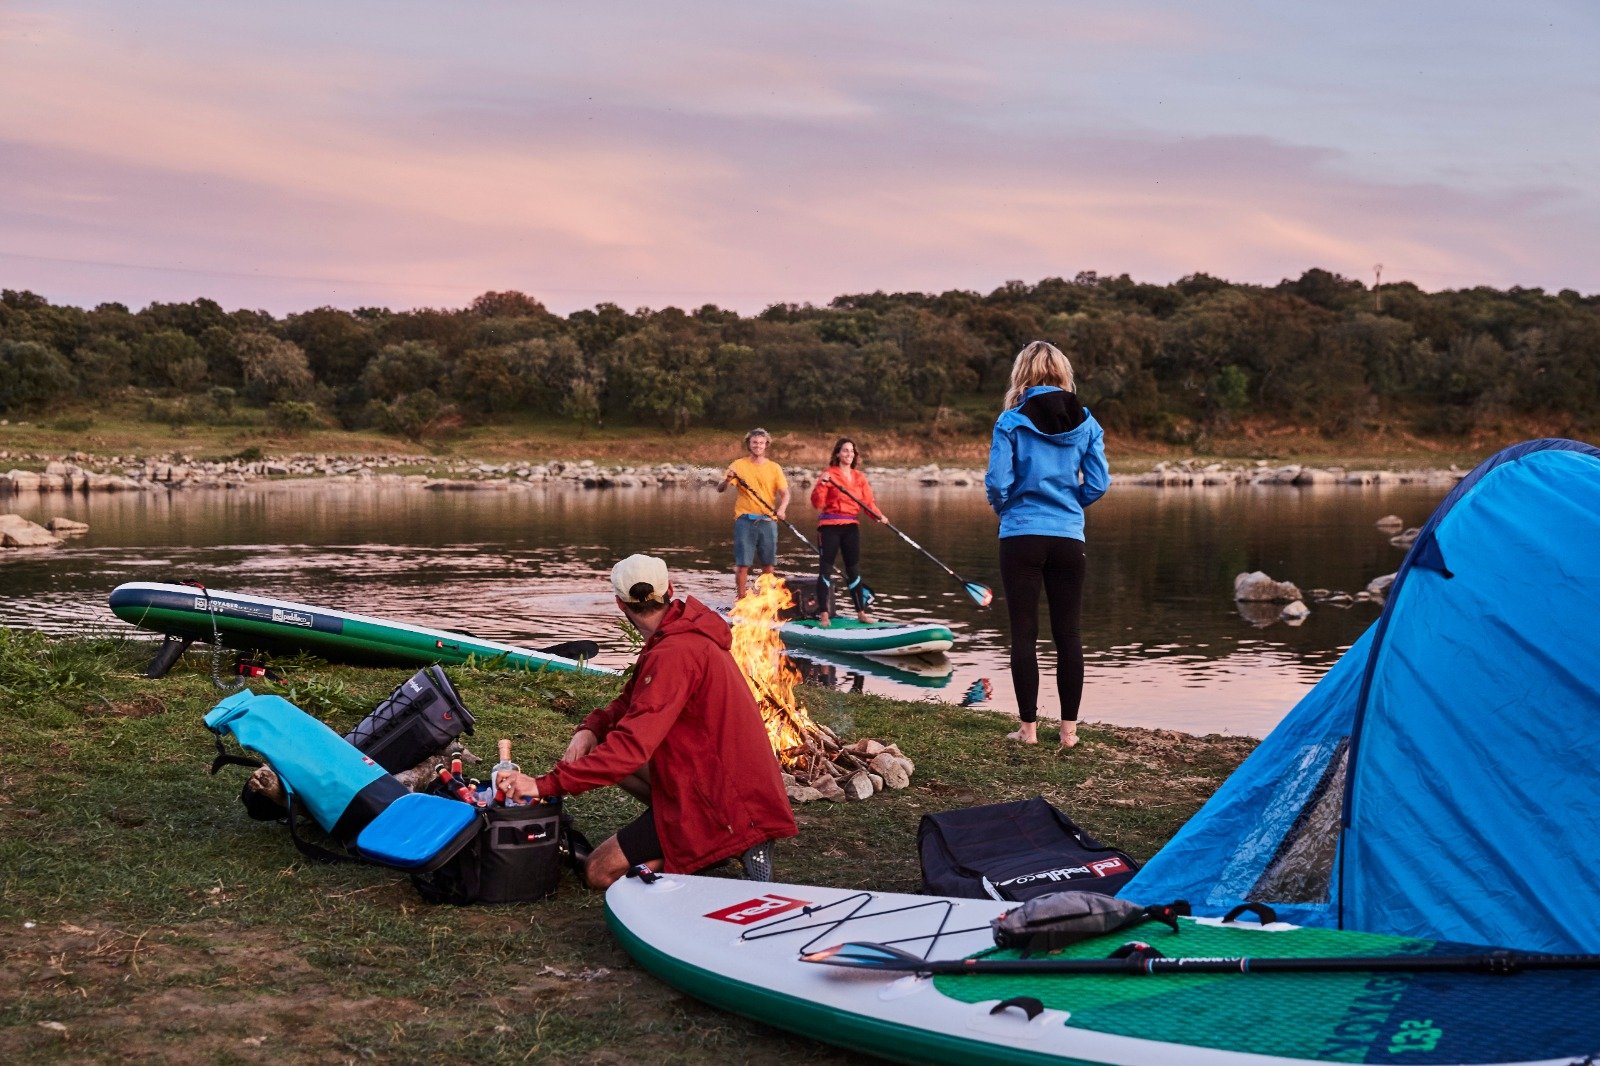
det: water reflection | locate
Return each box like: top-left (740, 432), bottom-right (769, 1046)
top-left (0, 479), bottom-right (1448, 737)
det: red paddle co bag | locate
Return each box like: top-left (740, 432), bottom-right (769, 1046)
top-left (917, 797), bottom-right (1140, 902)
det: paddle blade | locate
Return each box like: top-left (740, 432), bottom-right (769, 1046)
top-left (800, 941), bottom-right (927, 971)
top-left (965, 582), bottom-right (994, 608)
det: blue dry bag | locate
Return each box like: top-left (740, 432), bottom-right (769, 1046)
top-left (205, 690), bottom-right (479, 871)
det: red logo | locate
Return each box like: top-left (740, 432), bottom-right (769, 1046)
top-left (704, 894), bottom-right (809, 925)
top-left (1090, 857), bottom-right (1131, 877)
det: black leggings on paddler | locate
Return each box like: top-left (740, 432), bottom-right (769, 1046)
top-left (1000, 535), bottom-right (1086, 724)
top-left (817, 524), bottom-right (867, 615)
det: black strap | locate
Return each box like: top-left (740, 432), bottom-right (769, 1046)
top-left (209, 734), bottom-right (262, 775)
top-left (286, 796), bottom-right (362, 865)
top-left (1223, 902), bottom-right (1278, 924)
top-left (990, 996), bottom-right (1044, 1020)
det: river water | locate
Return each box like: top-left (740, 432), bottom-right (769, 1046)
top-left (0, 478), bottom-right (1447, 737)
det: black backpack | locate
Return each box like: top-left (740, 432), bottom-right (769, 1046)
top-left (918, 797), bottom-right (1140, 901)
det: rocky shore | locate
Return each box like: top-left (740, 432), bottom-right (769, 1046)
top-left (0, 451), bottom-right (1466, 494)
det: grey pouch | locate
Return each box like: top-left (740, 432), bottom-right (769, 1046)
top-left (991, 890), bottom-right (1186, 955)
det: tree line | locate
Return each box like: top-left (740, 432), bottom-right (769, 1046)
top-left (1, 269), bottom-right (1597, 442)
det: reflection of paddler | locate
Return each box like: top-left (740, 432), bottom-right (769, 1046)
top-left (715, 427), bottom-right (790, 600)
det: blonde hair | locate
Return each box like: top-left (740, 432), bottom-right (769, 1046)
top-left (1003, 341), bottom-right (1075, 410)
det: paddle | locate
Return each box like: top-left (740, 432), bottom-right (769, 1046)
top-left (447, 631), bottom-right (600, 661)
top-left (801, 940), bottom-right (1600, 977)
top-left (820, 477), bottom-right (993, 607)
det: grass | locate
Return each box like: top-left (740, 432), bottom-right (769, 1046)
top-left (0, 634), bottom-right (1258, 1062)
top-left (0, 399), bottom-right (1565, 476)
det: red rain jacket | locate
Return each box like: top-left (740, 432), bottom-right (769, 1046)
top-left (810, 465), bottom-right (882, 526)
top-left (532, 596), bottom-right (797, 873)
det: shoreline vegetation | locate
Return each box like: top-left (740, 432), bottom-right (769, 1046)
top-left (0, 417), bottom-right (1529, 495)
top-left (0, 633), bottom-right (1254, 1062)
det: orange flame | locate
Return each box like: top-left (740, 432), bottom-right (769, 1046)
top-left (729, 572), bottom-right (817, 767)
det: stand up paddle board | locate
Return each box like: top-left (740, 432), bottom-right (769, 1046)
top-left (606, 873), bottom-right (1600, 1065)
top-left (777, 617), bottom-right (954, 656)
top-left (109, 581), bottom-right (618, 676)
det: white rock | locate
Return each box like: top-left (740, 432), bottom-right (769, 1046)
top-left (1233, 571), bottom-right (1302, 603)
top-left (0, 514), bottom-right (61, 548)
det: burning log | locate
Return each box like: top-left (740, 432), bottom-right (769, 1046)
top-left (729, 573), bottom-right (913, 802)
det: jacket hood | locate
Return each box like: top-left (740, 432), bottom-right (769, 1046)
top-left (999, 385), bottom-right (1093, 442)
top-left (652, 595), bottom-right (733, 650)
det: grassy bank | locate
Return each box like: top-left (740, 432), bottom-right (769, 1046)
top-left (0, 403), bottom-right (1562, 475)
top-left (0, 633), bottom-right (1254, 1064)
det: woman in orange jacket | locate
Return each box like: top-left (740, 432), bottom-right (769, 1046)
top-left (809, 437), bottom-right (885, 626)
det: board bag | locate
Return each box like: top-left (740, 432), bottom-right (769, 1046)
top-left (344, 665), bottom-right (475, 773)
top-left (206, 690), bottom-right (479, 872)
top-left (918, 796), bottom-right (1140, 901)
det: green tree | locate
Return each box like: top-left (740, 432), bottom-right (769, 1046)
top-left (0, 340), bottom-right (78, 412)
top-left (133, 329), bottom-right (208, 389)
top-left (69, 336), bottom-right (133, 397)
top-left (236, 332), bottom-right (316, 404)
top-left (363, 341), bottom-right (444, 402)
top-left (284, 308), bottom-right (380, 388)
top-left (607, 314), bottom-right (713, 433)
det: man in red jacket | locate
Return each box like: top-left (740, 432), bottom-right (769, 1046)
top-left (499, 554), bottom-right (797, 890)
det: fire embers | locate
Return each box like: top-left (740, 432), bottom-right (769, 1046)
top-left (728, 573), bottom-right (915, 803)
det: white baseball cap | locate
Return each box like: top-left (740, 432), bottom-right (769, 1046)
top-left (611, 553), bottom-right (671, 606)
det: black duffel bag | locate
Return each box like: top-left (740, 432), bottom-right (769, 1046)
top-left (345, 666), bottom-right (475, 773)
top-left (918, 796), bottom-right (1140, 902)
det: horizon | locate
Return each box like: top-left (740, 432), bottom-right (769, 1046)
top-left (3, 2), bottom-right (1597, 316)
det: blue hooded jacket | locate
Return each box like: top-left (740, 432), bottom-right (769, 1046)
top-left (984, 385), bottom-right (1110, 540)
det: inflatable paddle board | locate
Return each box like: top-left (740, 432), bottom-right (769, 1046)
top-left (776, 617), bottom-right (954, 656)
top-left (109, 581), bottom-right (618, 676)
top-left (606, 873), bottom-right (1600, 1065)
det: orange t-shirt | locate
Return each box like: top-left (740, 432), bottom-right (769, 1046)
top-left (728, 457), bottom-right (788, 519)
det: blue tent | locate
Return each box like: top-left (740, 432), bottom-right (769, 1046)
top-left (1122, 439), bottom-right (1600, 953)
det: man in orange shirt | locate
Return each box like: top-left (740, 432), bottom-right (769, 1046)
top-left (716, 427), bottom-right (790, 600)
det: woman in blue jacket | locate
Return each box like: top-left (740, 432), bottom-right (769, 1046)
top-left (984, 341), bottom-right (1110, 748)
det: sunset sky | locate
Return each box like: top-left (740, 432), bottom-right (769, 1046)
top-left (2, 2), bottom-right (1596, 315)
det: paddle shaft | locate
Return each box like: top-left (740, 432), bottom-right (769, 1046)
top-left (728, 470), bottom-right (817, 553)
top-left (818, 944), bottom-right (1600, 978)
top-left (821, 477), bottom-right (992, 602)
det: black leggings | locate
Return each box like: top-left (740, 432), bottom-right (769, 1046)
top-left (817, 524), bottom-right (866, 615)
top-left (999, 535), bottom-right (1086, 724)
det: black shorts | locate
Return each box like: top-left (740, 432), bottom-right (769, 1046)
top-left (616, 807), bottom-right (663, 867)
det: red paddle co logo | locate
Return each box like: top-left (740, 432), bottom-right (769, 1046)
top-left (705, 894), bottom-right (810, 925)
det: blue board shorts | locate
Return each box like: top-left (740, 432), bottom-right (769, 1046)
top-left (733, 514), bottom-right (778, 567)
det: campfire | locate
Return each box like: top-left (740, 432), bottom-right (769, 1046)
top-left (729, 573), bottom-right (915, 803)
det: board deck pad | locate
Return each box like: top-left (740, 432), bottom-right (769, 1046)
top-left (605, 872), bottom-right (1600, 1066)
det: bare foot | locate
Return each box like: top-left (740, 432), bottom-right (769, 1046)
top-left (816, 612), bottom-right (831, 628)
top-left (1059, 721), bottom-right (1080, 749)
top-left (1006, 722), bottom-right (1039, 744)
top-left (856, 612), bottom-right (876, 624)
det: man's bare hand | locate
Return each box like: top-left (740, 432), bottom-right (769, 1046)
top-left (563, 728), bottom-right (599, 763)
top-left (497, 769), bottom-right (541, 804)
